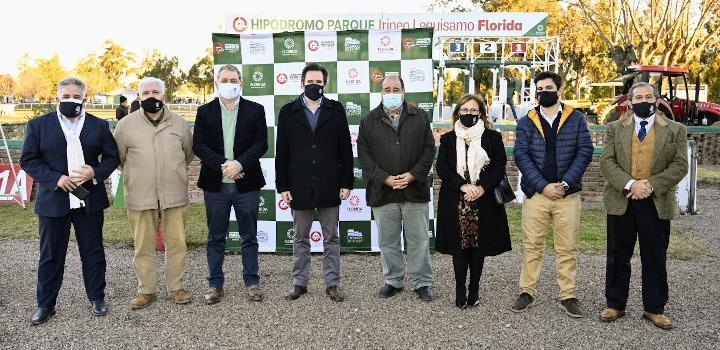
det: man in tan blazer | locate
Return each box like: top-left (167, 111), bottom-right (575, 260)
top-left (599, 82), bottom-right (688, 330)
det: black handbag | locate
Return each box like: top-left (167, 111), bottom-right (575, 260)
top-left (494, 174), bottom-right (516, 204)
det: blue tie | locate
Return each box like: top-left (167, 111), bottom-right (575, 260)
top-left (638, 120), bottom-right (648, 141)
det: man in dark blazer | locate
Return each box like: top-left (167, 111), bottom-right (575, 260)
top-left (599, 82), bottom-right (688, 330)
top-left (20, 77), bottom-right (119, 325)
top-left (193, 65), bottom-right (268, 305)
top-left (276, 63), bottom-right (353, 302)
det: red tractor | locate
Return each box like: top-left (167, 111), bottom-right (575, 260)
top-left (610, 65), bottom-right (720, 125)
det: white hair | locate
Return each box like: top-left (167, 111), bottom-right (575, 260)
top-left (57, 77), bottom-right (87, 98)
top-left (138, 77), bottom-right (166, 95)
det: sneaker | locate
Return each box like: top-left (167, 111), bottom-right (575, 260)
top-left (511, 292), bottom-right (535, 313)
top-left (378, 284), bottom-right (403, 298)
top-left (414, 286), bottom-right (433, 302)
top-left (168, 289), bottom-right (192, 304)
top-left (559, 298), bottom-right (584, 318)
top-left (246, 284), bottom-right (264, 302)
top-left (204, 287), bottom-right (224, 305)
top-left (130, 293), bottom-right (156, 309)
top-left (325, 286), bottom-right (345, 302)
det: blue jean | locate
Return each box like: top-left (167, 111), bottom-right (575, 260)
top-left (204, 184), bottom-right (260, 287)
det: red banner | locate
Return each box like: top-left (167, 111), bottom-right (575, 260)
top-left (0, 164), bottom-right (33, 205)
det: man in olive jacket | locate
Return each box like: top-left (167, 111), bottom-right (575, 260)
top-left (599, 82), bottom-right (688, 330)
top-left (357, 75), bottom-right (435, 301)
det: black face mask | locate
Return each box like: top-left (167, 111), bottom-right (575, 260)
top-left (304, 84), bottom-right (324, 101)
top-left (458, 114), bottom-right (479, 128)
top-left (537, 91), bottom-right (559, 107)
top-left (59, 100), bottom-right (83, 118)
top-left (141, 97), bottom-right (164, 113)
top-left (632, 102), bottom-right (656, 119)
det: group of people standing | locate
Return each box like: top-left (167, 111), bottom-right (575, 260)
top-left (20, 66), bottom-right (687, 331)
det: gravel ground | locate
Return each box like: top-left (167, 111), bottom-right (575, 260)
top-left (674, 188), bottom-right (720, 255)
top-left (1, 238), bottom-right (718, 349)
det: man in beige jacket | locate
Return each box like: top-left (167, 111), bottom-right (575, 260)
top-left (114, 77), bottom-right (195, 309)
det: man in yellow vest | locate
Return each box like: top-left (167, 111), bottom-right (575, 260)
top-left (599, 82), bottom-right (688, 330)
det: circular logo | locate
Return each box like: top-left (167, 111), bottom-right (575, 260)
top-left (286, 228), bottom-right (295, 239)
top-left (402, 38), bottom-right (416, 49)
top-left (252, 71), bottom-right (264, 82)
top-left (351, 131), bottom-right (359, 143)
top-left (307, 39), bottom-right (319, 51)
top-left (350, 195), bottom-right (361, 207)
top-left (276, 73), bottom-right (288, 84)
top-left (371, 68), bottom-right (385, 84)
top-left (380, 35), bottom-right (391, 47)
top-left (278, 199), bottom-right (289, 210)
top-left (213, 41), bottom-right (224, 54)
top-left (233, 17), bottom-right (248, 33)
top-left (347, 68), bottom-right (359, 79)
top-left (284, 38), bottom-right (295, 49)
top-left (310, 230), bottom-right (322, 242)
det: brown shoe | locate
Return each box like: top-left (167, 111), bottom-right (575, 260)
top-left (204, 287), bottom-right (224, 305)
top-left (643, 311), bottom-right (672, 330)
top-left (246, 284), bottom-right (264, 302)
top-left (130, 293), bottom-right (156, 309)
top-left (325, 286), bottom-right (345, 302)
top-left (599, 308), bottom-right (626, 322)
top-left (168, 289), bottom-right (192, 304)
top-left (285, 285), bottom-right (308, 301)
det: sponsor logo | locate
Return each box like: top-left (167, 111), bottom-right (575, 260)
top-left (310, 230), bottom-right (323, 243)
top-left (345, 102), bottom-right (362, 118)
top-left (284, 228), bottom-right (295, 244)
top-left (278, 198), bottom-right (290, 210)
top-left (276, 73), bottom-right (288, 84)
top-left (402, 38), bottom-right (416, 49)
top-left (249, 41), bottom-right (266, 55)
top-left (252, 71), bottom-right (264, 82)
top-left (224, 43), bottom-right (239, 54)
top-left (281, 38), bottom-right (299, 56)
top-left (353, 167), bottom-right (363, 181)
top-left (232, 16), bottom-right (248, 32)
top-left (321, 40), bottom-right (336, 49)
top-left (350, 131), bottom-right (359, 144)
top-left (307, 39), bottom-right (319, 51)
top-left (258, 196), bottom-right (268, 214)
top-left (344, 37), bottom-right (361, 52)
top-left (346, 229), bottom-right (364, 243)
top-left (250, 71), bottom-right (266, 89)
top-left (380, 35), bottom-right (391, 47)
top-left (346, 194), bottom-right (363, 213)
top-left (408, 68), bottom-right (426, 82)
top-left (377, 35), bottom-right (394, 54)
top-left (213, 41), bottom-right (225, 54)
top-left (229, 231), bottom-right (240, 239)
top-left (416, 37), bottom-right (432, 46)
top-left (257, 231), bottom-right (269, 243)
top-left (370, 68), bottom-right (384, 84)
top-left (418, 102), bottom-right (434, 110)
top-left (345, 68), bottom-right (361, 86)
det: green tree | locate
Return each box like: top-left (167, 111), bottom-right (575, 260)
top-left (186, 49), bottom-right (214, 103)
top-left (139, 54), bottom-right (185, 100)
top-left (99, 40), bottom-right (136, 92)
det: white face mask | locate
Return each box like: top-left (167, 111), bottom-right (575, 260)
top-left (217, 83), bottom-right (241, 99)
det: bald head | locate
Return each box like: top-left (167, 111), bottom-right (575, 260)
top-left (381, 74), bottom-right (404, 93)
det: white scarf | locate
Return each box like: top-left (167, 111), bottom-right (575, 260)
top-left (57, 109), bottom-right (87, 209)
top-left (454, 119), bottom-right (490, 184)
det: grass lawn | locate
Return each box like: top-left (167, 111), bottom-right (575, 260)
top-left (698, 166), bottom-right (720, 185)
top-left (0, 202), bottom-right (708, 260)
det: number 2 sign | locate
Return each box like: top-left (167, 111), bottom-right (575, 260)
top-left (0, 164), bottom-right (33, 205)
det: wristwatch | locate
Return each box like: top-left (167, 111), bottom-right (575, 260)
top-left (561, 181), bottom-right (570, 192)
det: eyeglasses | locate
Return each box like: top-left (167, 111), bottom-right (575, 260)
top-left (459, 108), bottom-right (480, 114)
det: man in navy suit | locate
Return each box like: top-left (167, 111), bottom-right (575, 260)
top-left (193, 65), bottom-right (268, 304)
top-left (20, 77), bottom-right (119, 325)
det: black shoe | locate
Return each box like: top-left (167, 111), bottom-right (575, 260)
top-left (467, 293), bottom-right (480, 307)
top-left (455, 286), bottom-right (467, 309)
top-left (415, 286), bottom-right (433, 302)
top-left (559, 298), bottom-right (584, 318)
top-left (511, 292), bottom-right (535, 313)
top-left (30, 307), bottom-right (55, 326)
top-left (284, 285), bottom-right (308, 301)
top-left (91, 300), bottom-right (108, 316)
top-left (378, 284), bottom-right (403, 298)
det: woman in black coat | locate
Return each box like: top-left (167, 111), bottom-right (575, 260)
top-left (435, 94), bottom-right (511, 308)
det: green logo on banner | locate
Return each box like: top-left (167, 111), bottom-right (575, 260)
top-left (274, 32), bottom-right (306, 63)
top-left (339, 221), bottom-right (372, 251)
top-left (243, 64), bottom-right (274, 96)
top-left (274, 95), bottom-right (298, 124)
top-left (226, 221), bottom-right (241, 253)
top-left (263, 126), bottom-right (274, 158)
top-left (369, 61), bottom-right (401, 93)
top-left (524, 18), bottom-right (547, 37)
top-left (404, 92), bottom-right (434, 120)
top-left (337, 31), bottom-right (369, 61)
top-left (352, 158), bottom-right (368, 188)
top-left (338, 93), bottom-right (370, 125)
top-left (212, 33), bottom-right (242, 65)
top-left (276, 221), bottom-right (295, 252)
top-left (400, 28), bottom-right (433, 60)
top-left (258, 189), bottom-right (276, 221)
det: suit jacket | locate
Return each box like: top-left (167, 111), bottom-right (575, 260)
top-left (193, 97), bottom-right (267, 193)
top-left (600, 112), bottom-right (688, 220)
top-left (20, 111), bottom-right (119, 217)
top-left (275, 96), bottom-right (353, 210)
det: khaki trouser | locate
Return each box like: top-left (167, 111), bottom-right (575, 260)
top-left (128, 206), bottom-right (188, 294)
top-left (519, 193), bottom-right (581, 300)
